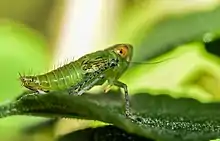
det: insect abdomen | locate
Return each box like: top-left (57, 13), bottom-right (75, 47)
top-left (29, 61), bottom-right (84, 92)
top-left (21, 50), bottom-right (112, 93)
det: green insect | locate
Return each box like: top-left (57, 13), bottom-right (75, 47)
top-left (20, 44), bottom-right (133, 116)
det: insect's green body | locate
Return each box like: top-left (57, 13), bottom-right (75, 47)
top-left (20, 44), bottom-right (132, 93)
top-left (20, 44), bottom-right (133, 116)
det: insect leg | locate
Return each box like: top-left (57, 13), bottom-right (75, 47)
top-left (77, 74), bottom-right (104, 95)
top-left (103, 84), bottom-right (112, 93)
top-left (112, 81), bottom-right (131, 117)
top-left (68, 74), bottom-right (105, 96)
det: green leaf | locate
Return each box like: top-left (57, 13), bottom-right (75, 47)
top-left (115, 4), bottom-right (220, 62)
top-left (134, 6), bottom-right (220, 61)
top-left (1, 91), bottom-right (220, 141)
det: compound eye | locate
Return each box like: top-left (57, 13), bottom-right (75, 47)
top-left (115, 45), bottom-right (128, 58)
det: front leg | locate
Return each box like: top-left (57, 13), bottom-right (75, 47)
top-left (113, 81), bottom-right (131, 117)
top-left (68, 74), bottom-right (105, 96)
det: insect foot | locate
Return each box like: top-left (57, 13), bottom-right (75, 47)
top-left (124, 105), bottom-right (134, 118)
top-left (125, 109), bottom-right (132, 117)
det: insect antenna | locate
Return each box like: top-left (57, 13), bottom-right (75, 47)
top-left (129, 56), bottom-right (176, 66)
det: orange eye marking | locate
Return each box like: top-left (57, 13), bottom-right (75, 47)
top-left (115, 45), bottom-right (128, 58)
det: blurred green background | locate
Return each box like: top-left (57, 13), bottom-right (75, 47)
top-left (2, 0), bottom-right (220, 140)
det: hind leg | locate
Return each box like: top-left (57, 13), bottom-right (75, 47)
top-left (77, 74), bottom-right (104, 95)
top-left (68, 74), bottom-right (105, 96)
